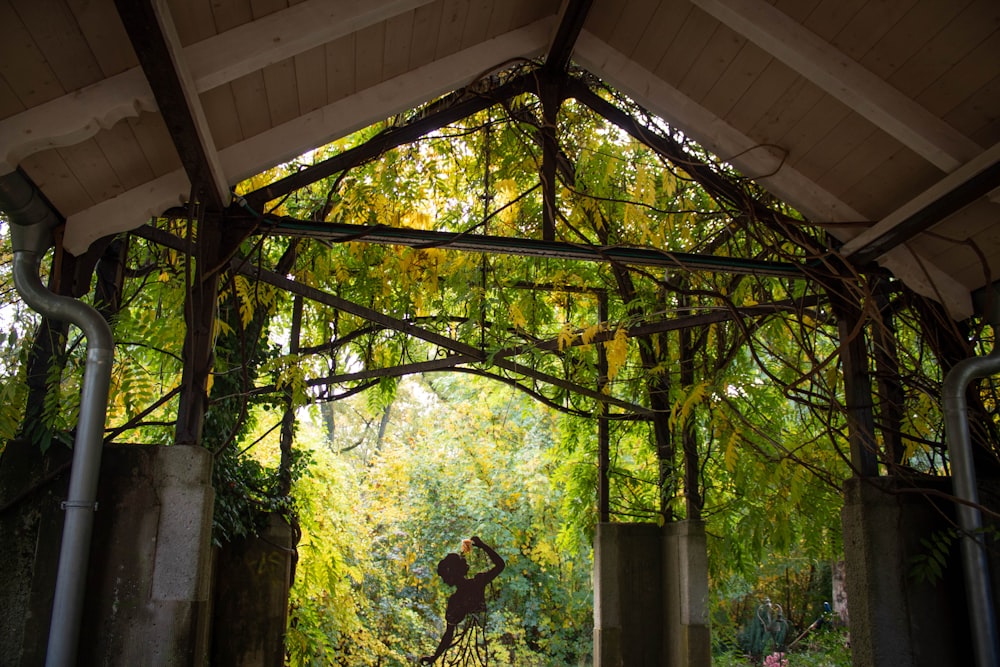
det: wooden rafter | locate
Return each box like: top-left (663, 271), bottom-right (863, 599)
top-left (185, 0), bottom-right (436, 93)
top-left (61, 18), bottom-right (554, 255)
top-left (569, 35), bottom-right (977, 318)
top-left (241, 74), bottom-right (537, 210)
top-left (113, 0), bottom-right (229, 209)
top-left (537, 0), bottom-right (596, 240)
top-left (842, 141), bottom-right (1000, 265)
top-left (691, 0), bottom-right (982, 172)
top-left (0, 0), bottom-right (437, 175)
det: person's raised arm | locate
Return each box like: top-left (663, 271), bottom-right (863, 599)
top-left (471, 536), bottom-right (505, 582)
top-left (420, 623), bottom-right (455, 665)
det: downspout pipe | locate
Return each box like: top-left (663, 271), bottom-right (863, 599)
top-left (0, 172), bottom-right (114, 667)
top-left (943, 285), bottom-right (1000, 667)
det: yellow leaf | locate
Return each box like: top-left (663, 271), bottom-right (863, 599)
top-left (723, 430), bottom-right (739, 471)
top-left (671, 381), bottom-right (709, 429)
top-left (605, 327), bottom-right (629, 380)
top-left (581, 322), bottom-right (603, 346)
top-left (510, 303), bottom-right (527, 330)
top-left (557, 323), bottom-right (576, 351)
top-left (214, 318), bottom-right (233, 339)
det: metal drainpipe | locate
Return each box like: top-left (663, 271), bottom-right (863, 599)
top-left (0, 172), bottom-right (114, 667)
top-left (943, 286), bottom-right (1000, 667)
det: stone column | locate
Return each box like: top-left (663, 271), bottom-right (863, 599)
top-left (662, 520), bottom-right (711, 667)
top-left (0, 443), bottom-right (216, 666)
top-left (593, 523), bottom-right (664, 666)
top-left (842, 476), bottom-right (983, 667)
top-left (211, 513), bottom-right (295, 666)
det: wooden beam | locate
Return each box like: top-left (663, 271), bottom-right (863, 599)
top-left (841, 141), bottom-right (1000, 263)
top-left (237, 216), bottom-right (805, 277)
top-left (572, 31), bottom-right (976, 319)
top-left (114, 0), bottom-right (229, 208)
top-left (243, 74), bottom-right (536, 208)
top-left (690, 0), bottom-right (982, 172)
top-left (62, 19), bottom-right (554, 254)
top-left (544, 0), bottom-right (594, 74)
top-left (540, 77), bottom-right (560, 241)
top-left (174, 212), bottom-right (224, 446)
top-left (572, 30), bottom-right (866, 227)
top-left (832, 296), bottom-right (880, 476)
top-left (217, 18), bottom-right (552, 185)
top-left (0, 0), bottom-right (437, 175)
top-left (186, 0), bottom-right (436, 92)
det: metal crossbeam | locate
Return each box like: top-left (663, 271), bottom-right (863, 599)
top-left (236, 216), bottom-right (804, 277)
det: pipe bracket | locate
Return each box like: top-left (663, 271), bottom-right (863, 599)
top-left (60, 500), bottom-right (99, 511)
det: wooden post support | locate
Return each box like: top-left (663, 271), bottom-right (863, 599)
top-left (833, 297), bottom-right (879, 476)
top-left (175, 212), bottom-right (224, 447)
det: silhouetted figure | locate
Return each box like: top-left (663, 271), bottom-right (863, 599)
top-left (420, 536), bottom-right (505, 665)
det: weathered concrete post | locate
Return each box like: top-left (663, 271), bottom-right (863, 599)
top-left (594, 521), bottom-right (711, 666)
top-left (211, 513), bottom-right (296, 666)
top-left (0, 443), bottom-right (215, 666)
top-left (594, 523), bottom-right (663, 665)
top-left (841, 476), bottom-right (996, 667)
top-left (662, 520), bottom-right (711, 666)
top-left (140, 444), bottom-right (216, 665)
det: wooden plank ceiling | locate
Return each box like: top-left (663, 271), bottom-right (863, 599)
top-left (1, 0), bottom-right (998, 319)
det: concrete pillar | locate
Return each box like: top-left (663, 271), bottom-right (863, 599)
top-left (211, 513), bottom-right (295, 666)
top-left (594, 523), bottom-right (663, 666)
top-left (662, 521), bottom-right (711, 667)
top-left (0, 439), bottom-right (72, 666)
top-left (0, 443), bottom-right (215, 666)
top-left (594, 521), bottom-right (712, 666)
top-left (842, 476), bottom-right (992, 667)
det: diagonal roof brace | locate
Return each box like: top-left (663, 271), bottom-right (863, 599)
top-left (842, 142), bottom-right (1000, 266)
top-left (114, 0), bottom-right (230, 209)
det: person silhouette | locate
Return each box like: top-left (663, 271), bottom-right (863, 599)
top-left (420, 536), bottom-right (505, 665)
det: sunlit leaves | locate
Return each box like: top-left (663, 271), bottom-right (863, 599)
top-left (604, 327), bottom-right (629, 382)
top-left (670, 380), bottom-right (709, 430)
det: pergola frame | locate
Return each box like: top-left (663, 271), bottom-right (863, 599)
top-left (2, 1), bottom-right (999, 665)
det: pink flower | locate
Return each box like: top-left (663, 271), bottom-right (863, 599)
top-left (763, 652), bottom-right (788, 667)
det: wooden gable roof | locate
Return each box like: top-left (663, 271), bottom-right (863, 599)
top-left (1, 0), bottom-right (998, 318)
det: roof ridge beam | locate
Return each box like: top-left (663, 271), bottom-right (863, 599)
top-left (544, 0), bottom-right (594, 74)
top-left (690, 0), bottom-right (982, 173)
